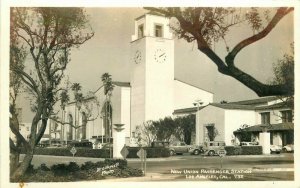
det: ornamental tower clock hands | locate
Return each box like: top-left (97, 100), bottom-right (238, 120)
top-left (154, 48), bottom-right (166, 63)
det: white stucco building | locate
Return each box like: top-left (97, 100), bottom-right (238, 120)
top-left (50, 13), bottom-right (213, 145)
top-left (191, 96), bottom-right (294, 146)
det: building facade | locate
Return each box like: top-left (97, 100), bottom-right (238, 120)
top-left (40, 13), bottom-right (214, 146)
top-left (191, 96), bottom-right (294, 147)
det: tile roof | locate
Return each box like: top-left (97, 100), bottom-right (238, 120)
top-left (255, 102), bottom-right (290, 110)
top-left (234, 122), bottom-right (294, 133)
top-left (173, 107), bottom-right (202, 114)
top-left (112, 81), bottom-right (131, 87)
top-left (230, 96), bottom-right (278, 105)
top-left (209, 103), bottom-right (256, 110)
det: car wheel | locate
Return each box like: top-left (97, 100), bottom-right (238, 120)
top-left (282, 148), bottom-right (287, 153)
top-left (208, 150), bottom-right (215, 156)
top-left (193, 150), bottom-right (200, 155)
top-left (170, 150), bottom-right (175, 156)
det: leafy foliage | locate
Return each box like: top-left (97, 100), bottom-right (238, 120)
top-left (135, 115), bottom-right (196, 145)
top-left (15, 160), bottom-right (143, 182)
top-left (10, 7), bottom-right (94, 180)
top-left (271, 43), bottom-right (294, 96)
top-left (145, 7), bottom-right (294, 96)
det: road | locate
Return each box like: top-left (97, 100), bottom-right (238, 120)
top-left (21, 153), bottom-right (294, 181)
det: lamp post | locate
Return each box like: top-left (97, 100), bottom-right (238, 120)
top-left (193, 100), bottom-right (203, 145)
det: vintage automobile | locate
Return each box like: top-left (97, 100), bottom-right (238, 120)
top-left (202, 141), bottom-right (226, 156)
top-left (282, 144), bottom-right (294, 152)
top-left (240, 141), bottom-right (259, 146)
top-left (270, 145), bottom-right (282, 154)
top-left (151, 141), bottom-right (170, 148)
top-left (188, 145), bottom-right (204, 155)
top-left (68, 140), bottom-right (93, 148)
top-left (282, 144), bottom-right (294, 153)
top-left (169, 141), bottom-right (192, 156)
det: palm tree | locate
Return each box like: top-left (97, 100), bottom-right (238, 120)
top-left (101, 73), bottom-right (114, 143)
top-left (60, 90), bottom-right (69, 144)
top-left (71, 83), bottom-right (83, 140)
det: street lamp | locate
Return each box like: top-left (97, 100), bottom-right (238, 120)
top-left (193, 100), bottom-right (203, 145)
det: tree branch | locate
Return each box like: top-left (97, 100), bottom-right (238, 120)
top-left (227, 7), bottom-right (293, 63)
top-left (10, 116), bottom-right (30, 150)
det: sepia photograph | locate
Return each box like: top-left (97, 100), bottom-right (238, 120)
top-left (1, 1), bottom-right (299, 187)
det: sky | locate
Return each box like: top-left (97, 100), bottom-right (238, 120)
top-left (67, 7), bottom-right (294, 103)
top-left (13, 7), bottom-right (294, 122)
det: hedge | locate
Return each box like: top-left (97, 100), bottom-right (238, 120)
top-left (240, 146), bottom-right (262, 155)
top-left (21, 147), bottom-right (111, 158)
top-left (21, 147), bottom-right (170, 158)
top-left (15, 159), bottom-right (143, 182)
top-left (127, 147), bottom-right (170, 158)
top-left (225, 146), bottom-right (262, 155)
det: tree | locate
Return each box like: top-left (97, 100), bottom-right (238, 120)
top-left (152, 117), bottom-right (176, 142)
top-left (71, 82), bottom-right (84, 140)
top-left (9, 7), bottom-right (94, 180)
top-left (206, 125), bottom-right (219, 141)
top-left (9, 34), bottom-right (27, 175)
top-left (174, 114), bottom-right (196, 145)
top-left (271, 43), bottom-right (294, 110)
top-left (145, 7), bottom-right (294, 96)
top-left (134, 121), bottom-right (157, 146)
top-left (101, 73), bottom-right (114, 143)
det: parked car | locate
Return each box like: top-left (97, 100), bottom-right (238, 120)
top-left (101, 143), bottom-right (113, 150)
top-left (169, 141), bottom-right (192, 156)
top-left (270, 145), bottom-right (282, 154)
top-left (68, 141), bottom-right (93, 148)
top-left (151, 141), bottom-right (170, 148)
top-left (240, 141), bottom-right (258, 146)
top-left (203, 141), bottom-right (226, 156)
top-left (188, 145), bottom-right (204, 155)
top-left (282, 144), bottom-right (294, 153)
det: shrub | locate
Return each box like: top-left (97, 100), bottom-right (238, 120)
top-left (144, 147), bottom-right (170, 158)
top-left (104, 159), bottom-right (127, 169)
top-left (39, 163), bottom-right (50, 171)
top-left (225, 146), bottom-right (262, 155)
top-left (225, 146), bottom-right (242, 155)
top-left (241, 146), bottom-right (262, 155)
top-left (21, 147), bottom-right (110, 158)
top-left (66, 162), bottom-right (80, 172)
top-left (13, 161), bottom-right (143, 182)
top-left (127, 147), bottom-right (170, 158)
top-left (50, 164), bottom-right (68, 176)
top-left (81, 161), bottom-right (103, 170)
top-left (21, 146), bottom-right (170, 158)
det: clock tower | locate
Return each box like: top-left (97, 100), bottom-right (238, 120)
top-left (130, 13), bottom-right (175, 133)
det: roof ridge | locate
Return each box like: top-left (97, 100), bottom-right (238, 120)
top-left (174, 78), bottom-right (214, 94)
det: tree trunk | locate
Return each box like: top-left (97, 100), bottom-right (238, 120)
top-left (10, 151), bottom-right (20, 176)
top-left (11, 148), bottom-right (34, 181)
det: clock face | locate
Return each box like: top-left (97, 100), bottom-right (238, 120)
top-left (154, 48), bottom-right (166, 63)
top-left (134, 50), bottom-right (142, 64)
